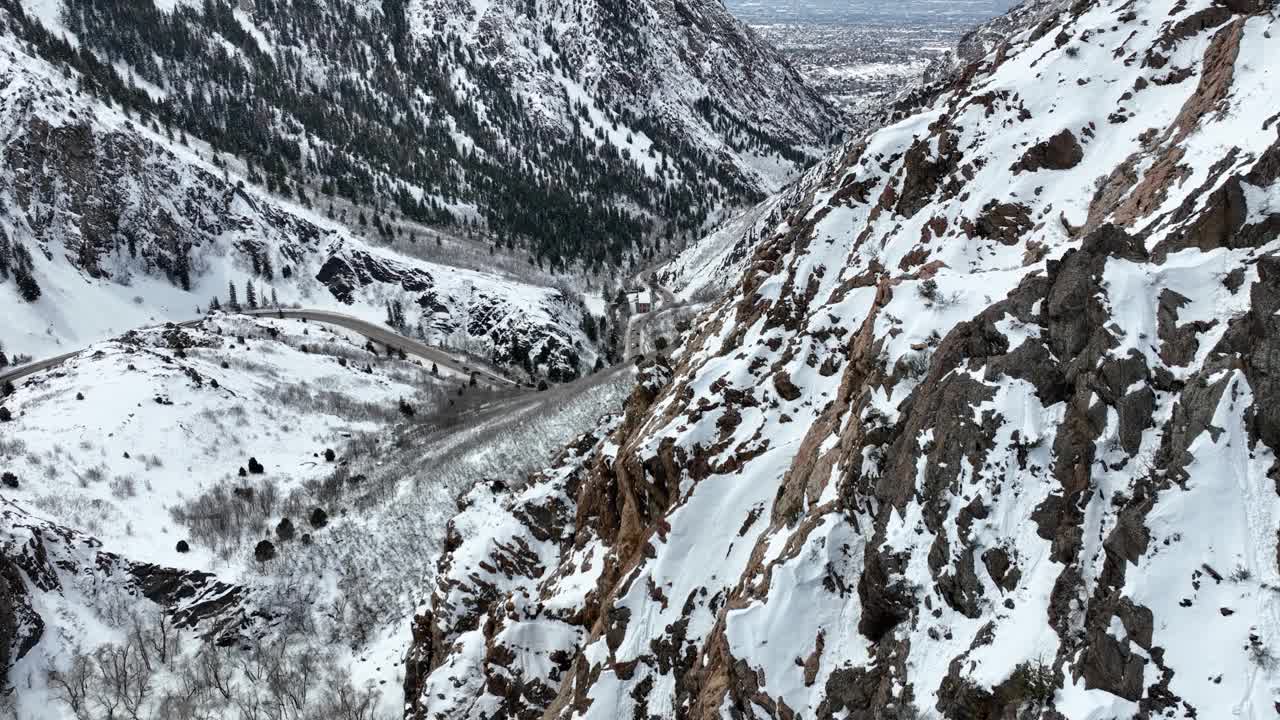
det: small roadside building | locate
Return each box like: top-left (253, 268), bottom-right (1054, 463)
top-left (627, 290), bottom-right (653, 313)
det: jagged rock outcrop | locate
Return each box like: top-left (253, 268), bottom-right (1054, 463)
top-left (403, 418), bottom-right (624, 719)
top-left (409, 0), bottom-right (1280, 717)
top-left (1, 491), bottom-right (272, 696)
top-left (0, 552), bottom-right (40, 687)
top-left (0, 498), bottom-right (264, 689)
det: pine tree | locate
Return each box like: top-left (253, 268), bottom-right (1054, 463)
top-left (14, 266), bottom-right (40, 302)
top-left (228, 281), bottom-right (239, 311)
top-left (175, 243), bottom-right (191, 291)
top-left (384, 300), bottom-right (405, 329)
top-left (210, 296), bottom-right (221, 312)
top-left (0, 233), bottom-right (11, 279)
top-left (13, 244), bottom-right (40, 302)
top-left (271, 288), bottom-right (279, 308)
top-left (246, 281), bottom-right (257, 310)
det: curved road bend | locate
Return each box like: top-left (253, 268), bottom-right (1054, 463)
top-left (242, 309), bottom-right (517, 388)
top-left (0, 310), bottom-right (520, 389)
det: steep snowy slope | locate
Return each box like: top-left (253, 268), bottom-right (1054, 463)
top-left (660, 0), bottom-right (1070, 301)
top-left (0, 314), bottom-right (450, 717)
top-left (0, 313), bottom-right (635, 718)
top-left (0, 29), bottom-right (599, 381)
top-left (406, 0), bottom-right (1280, 717)
top-left (409, 0), bottom-right (837, 194)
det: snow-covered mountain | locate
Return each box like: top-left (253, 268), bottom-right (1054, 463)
top-left (0, 0), bottom-right (838, 272)
top-left (407, 0), bottom-right (839, 193)
top-left (8, 0), bottom-right (1280, 716)
top-left (0, 25), bottom-right (604, 381)
top-left (405, 0), bottom-right (1280, 718)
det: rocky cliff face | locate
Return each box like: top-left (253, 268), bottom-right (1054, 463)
top-left (406, 0), bottom-right (1280, 716)
top-left (0, 497), bottom-right (263, 678)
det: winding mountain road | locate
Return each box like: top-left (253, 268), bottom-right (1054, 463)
top-left (0, 309), bottom-right (521, 389)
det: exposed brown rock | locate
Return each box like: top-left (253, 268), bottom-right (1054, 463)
top-left (974, 200), bottom-right (1034, 245)
top-left (1011, 129), bottom-right (1084, 173)
top-left (981, 547), bottom-right (1021, 592)
top-left (1157, 289), bottom-right (1214, 366)
top-left (895, 121), bottom-right (963, 219)
top-left (1079, 626), bottom-right (1146, 700)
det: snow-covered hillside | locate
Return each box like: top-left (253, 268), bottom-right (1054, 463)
top-left (0, 313), bottom-right (635, 718)
top-left (406, 0), bottom-right (1280, 718)
top-left (0, 313), bottom-right (449, 717)
top-left (408, 0), bottom-right (838, 195)
top-left (0, 28), bottom-right (599, 381)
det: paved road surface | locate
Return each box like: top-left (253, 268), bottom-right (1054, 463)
top-left (0, 310), bottom-right (520, 389)
top-left (242, 309), bottom-right (518, 387)
top-left (0, 350), bottom-right (82, 385)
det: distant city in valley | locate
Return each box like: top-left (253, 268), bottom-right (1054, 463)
top-left (750, 22), bottom-right (957, 113)
top-left (719, 0), bottom-right (1020, 113)
top-left (724, 0), bottom-right (1020, 115)
top-left (724, 0), bottom-right (1018, 24)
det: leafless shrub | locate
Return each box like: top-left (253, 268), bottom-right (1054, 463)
top-left (897, 350), bottom-right (931, 380)
top-left (689, 284), bottom-right (722, 304)
top-left (47, 654), bottom-right (93, 720)
top-left (265, 385), bottom-right (408, 425)
top-left (110, 475), bottom-right (138, 499)
top-left (0, 436), bottom-right (26, 457)
top-left (1250, 637), bottom-right (1275, 669)
top-left (47, 611), bottom-right (394, 720)
top-left (170, 478), bottom-right (279, 554)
